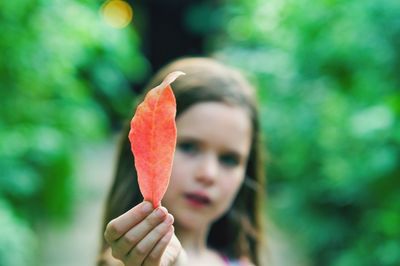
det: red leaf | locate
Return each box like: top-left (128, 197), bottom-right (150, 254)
top-left (129, 71), bottom-right (185, 207)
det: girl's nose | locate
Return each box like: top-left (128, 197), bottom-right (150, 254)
top-left (195, 152), bottom-right (219, 185)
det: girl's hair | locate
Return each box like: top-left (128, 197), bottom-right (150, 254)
top-left (99, 57), bottom-right (265, 265)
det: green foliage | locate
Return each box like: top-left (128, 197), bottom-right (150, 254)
top-left (0, 0), bottom-right (148, 264)
top-left (0, 199), bottom-right (38, 266)
top-left (203, 0), bottom-right (400, 265)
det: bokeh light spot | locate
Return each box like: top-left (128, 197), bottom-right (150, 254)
top-left (101, 0), bottom-right (133, 29)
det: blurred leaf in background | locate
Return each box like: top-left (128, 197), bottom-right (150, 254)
top-left (0, 0), bottom-right (148, 264)
top-left (198, 0), bottom-right (400, 265)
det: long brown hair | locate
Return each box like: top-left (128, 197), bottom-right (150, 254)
top-left (99, 57), bottom-right (265, 265)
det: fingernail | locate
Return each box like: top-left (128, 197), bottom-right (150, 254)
top-left (155, 207), bottom-right (166, 218)
top-left (142, 201), bottom-right (153, 212)
top-left (166, 214), bottom-right (174, 224)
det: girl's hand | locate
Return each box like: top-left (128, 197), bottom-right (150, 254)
top-left (104, 201), bottom-right (183, 266)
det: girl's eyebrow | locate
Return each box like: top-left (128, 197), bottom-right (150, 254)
top-left (176, 136), bottom-right (202, 146)
top-left (177, 135), bottom-right (247, 158)
top-left (176, 135), bottom-right (200, 142)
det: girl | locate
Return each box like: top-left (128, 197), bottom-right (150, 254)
top-left (98, 57), bottom-right (266, 266)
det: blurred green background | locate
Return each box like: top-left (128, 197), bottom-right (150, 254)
top-left (1, 0), bottom-right (399, 265)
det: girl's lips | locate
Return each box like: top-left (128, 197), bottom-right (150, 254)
top-left (184, 191), bottom-right (211, 207)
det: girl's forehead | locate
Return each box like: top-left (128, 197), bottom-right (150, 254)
top-left (176, 102), bottom-right (252, 153)
top-left (177, 101), bottom-right (250, 125)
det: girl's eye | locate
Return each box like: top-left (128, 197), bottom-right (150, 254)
top-left (219, 153), bottom-right (240, 167)
top-left (177, 141), bottom-right (199, 155)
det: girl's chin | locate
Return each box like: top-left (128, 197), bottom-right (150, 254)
top-left (175, 211), bottom-right (224, 231)
top-left (176, 220), bottom-right (208, 232)
top-left (175, 212), bottom-right (211, 229)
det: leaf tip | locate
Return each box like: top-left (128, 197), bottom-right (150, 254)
top-left (162, 71), bottom-right (186, 87)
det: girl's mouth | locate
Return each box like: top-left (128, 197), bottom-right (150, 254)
top-left (184, 192), bottom-right (211, 207)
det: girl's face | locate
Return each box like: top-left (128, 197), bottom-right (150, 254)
top-left (162, 102), bottom-right (252, 231)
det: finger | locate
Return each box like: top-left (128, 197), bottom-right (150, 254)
top-left (144, 225), bottom-right (174, 265)
top-left (111, 207), bottom-right (169, 259)
top-left (105, 201), bottom-right (153, 243)
top-left (124, 214), bottom-right (174, 265)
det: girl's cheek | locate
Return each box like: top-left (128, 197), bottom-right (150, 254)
top-left (224, 169), bottom-right (245, 187)
top-left (222, 174), bottom-right (245, 200)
